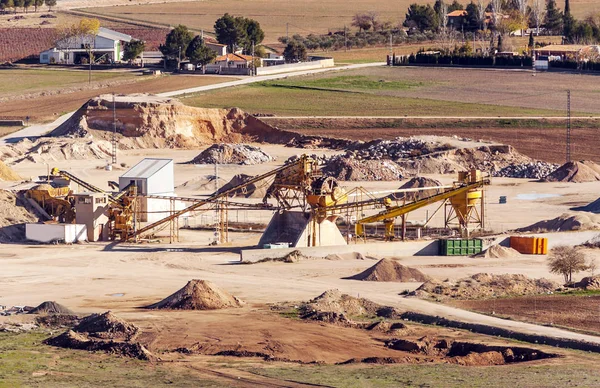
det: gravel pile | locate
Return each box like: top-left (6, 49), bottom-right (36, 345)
top-left (189, 143), bottom-right (274, 165)
top-left (322, 156), bottom-right (405, 181)
top-left (345, 137), bottom-right (450, 161)
top-left (492, 162), bottom-right (559, 179)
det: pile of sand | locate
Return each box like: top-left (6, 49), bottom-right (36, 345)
top-left (322, 157), bottom-right (405, 181)
top-left (189, 143), bottom-right (274, 165)
top-left (0, 160), bottom-right (20, 181)
top-left (388, 177), bottom-right (443, 201)
top-left (298, 289), bottom-right (400, 325)
top-left (145, 279), bottom-right (244, 310)
top-left (73, 311), bottom-right (139, 341)
top-left (474, 245), bottom-right (522, 259)
top-left (543, 160), bottom-right (600, 183)
top-left (0, 137), bottom-right (114, 165)
top-left (256, 250), bottom-right (312, 263)
top-left (415, 273), bottom-right (559, 300)
top-left (0, 190), bottom-right (37, 242)
top-left (28, 301), bottom-right (74, 315)
top-left (177, 175), bottom-right (226, 192)
top-left (346, 258), bottom-right (431, 282)
top-left (215, 174), bottom-right (270, 198)
top-left (517, 212), bottom-right (600, 232)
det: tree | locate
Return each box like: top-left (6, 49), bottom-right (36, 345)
top-left (564, 0), bottom-right (570, 15)
top-left (497, 33), bottom-right (503, 51)
top-left (159, 24), bottom-right (193, 68)
top-left (0, 0), bottom-right (15, 12)
top-left (547, 245), bottom-right (587, 284)
top-left (476, 0), bottom-right (487, 31)
top-left (185, 35), bottom-right (216, 72)
top-left (404, 4), bottom-right (438, 31)
top-left (352, 12), bottom-right (373, 32)
top-left (448, 0), bottom-right (463, 12)
top-left (13, 0), bottom-right (24, 13)
top-left (465, 2), bottom-right (480, 31)
top-left (544, 0), bottom-right (563, 35)
top-left (123, 39), bottom-right (145, 63)
top-left (530, 0), bottom-right (546, 34)
top-left (33, 0), bottom-right (42, 12)
top-left (283, 40), bottom-right (307, 62)
top-left (589, 258), bottom-right (598, 277)
top-left (214, 13), bottom-right (264, 54)
top-left (528, 31), bottom-right (534, 47)
top-left (563, 0), bottom-right (576, 42)
top-left (44, 0), bottom-right (55, 11)
top-left (23, 0), bottom-right (33, 13)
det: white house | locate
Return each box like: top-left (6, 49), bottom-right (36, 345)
top-left (40, 27), bottom-right (132, 65)
top-left (214, 53), bottom-right (255, 68)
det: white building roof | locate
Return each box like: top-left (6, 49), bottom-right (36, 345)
top-left (121, 158), bottom-right (172, 180)
top-left (98, 27), bottom-right (132, 43)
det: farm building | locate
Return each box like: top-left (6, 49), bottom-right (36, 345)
top-left (214, 53), bottom-right (255, 69)
top-left (119, 158), bottom-right (178, 223)
top-left (537, 45), bottom-right (600, 61)
top-left (40, 27), bottom-right (133, 65)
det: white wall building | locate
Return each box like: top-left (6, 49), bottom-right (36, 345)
top-left (40, 27), bottom-right (132, 65)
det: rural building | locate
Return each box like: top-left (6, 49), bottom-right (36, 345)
top-left (39, 27), bottom-right (133, 65)
top-left (214, 53), bottom-right (255, 69)
top-left (206, 42), bottom-right (227, 56)
top-left (537, 45), bottom-right (600, 61)
top-left (447, 10), bottom-right (467, 28)
top-left (119, 158), bottom-right (177, 223)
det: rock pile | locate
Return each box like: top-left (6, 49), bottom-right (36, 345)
top-left (322, 156), bottom-right (405, 181)
top-left (44, 311), bottom-right (151, 360)
top-left (543, 160), bottom-right (600, 183)
top-left (346, 258), bottom-right (431, 282)
top-left (145, 279), bottom-right (244, 310)
top-left (344, 137), bottom-right (449, 161)
top-left (492, 162), bottom-right (559, 179)
top-left (517, 212), bottom-right (600, 232)
top-left (189, 143), bottom-right (274, 165)
top-left (414, 273), bottom-right (559, 300)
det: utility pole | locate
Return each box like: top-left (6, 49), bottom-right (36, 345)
top-left (112, 93), bottom-right (117, 165)
top-left (566, 89), bottom-right (571, 163)
top-left (177, 46), bottom-right (181, 71)
top-left (251, 40), bottom-right (255, 76)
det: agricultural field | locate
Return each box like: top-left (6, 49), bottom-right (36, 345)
top-left (81, 0), bottom-right (595, 44)
top-left (183, 66), bottom-right (599, 117)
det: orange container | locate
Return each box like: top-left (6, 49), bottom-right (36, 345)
top-left (510, 236), bottom-right (548, 255)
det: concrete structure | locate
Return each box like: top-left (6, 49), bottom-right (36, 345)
top-left (40, 27), bottom-right (132, 65)
top-left (258, 211), bottom-right (347, 248)
top-left (73, 192), bottom-right (110, 241)
top-left (255, 57), bottom-right (335, 76)
top-left (25, 223), bottom-right (87, 243)
top-left (119, 158), bottom-right (175, 223)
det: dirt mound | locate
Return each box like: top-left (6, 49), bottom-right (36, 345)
top-left (73, 311), bottom-right (139, 340)
top-left (256, 250), bottom-right (312, 263)
top-left (0, 190), bottom-right (37, 242)
top-left (346, 258), bottom-right (431, 282)
top-left (388, 177), bottom-right (443, 201)
top-left (543, 160), bottom-right (600, 183)
top-left (574, 197), bottom-right (600, 214)
top-left (322, 156), bottom-right (405, 181)
top-left (299, 289), bottom-right (386, 323)
top-left (176, 175), bottom-right (226, 192)
top-left (415, 273), bottom-right (559, 300)
top-left (396, 145), bottom-right (535, 175)
top-left (365, 321), bottom-right (407, 333)
top-left (146, 279), bottom-right (244, 310)
top-left (28, 301), bottom-right (74, 315)
top-left (0, 160), bottom-right (20, 181)
top-left (517, 212), bottom-right (600, 232)
top-left (575, 275), bottom-right (600, 290)
top-left (474, 245), bottom-right (522, 259)
top-left (215, 174), bottom-right (270, 198)
top-left (189, 143), bottom-right (274, 165)
top-left (45, 330), bottom-right (152, 360)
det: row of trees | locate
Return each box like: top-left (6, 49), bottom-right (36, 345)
top-left (0, 0), bottom-right (56, 13)
top-left (158, 25), bottom-right (216, 70)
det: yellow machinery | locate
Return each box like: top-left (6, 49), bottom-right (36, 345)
top-left (355, 169), bottom-right (489, 240)
top-left (25, 184), bottom-right (75, 223)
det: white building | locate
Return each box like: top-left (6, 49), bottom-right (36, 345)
top-left (119, 158), bottom-right (178, 223)
top-left (40, 27), bottom-right (132, 65)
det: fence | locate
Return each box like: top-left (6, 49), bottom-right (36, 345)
top-left (390, 53), bottom-right (533, 68)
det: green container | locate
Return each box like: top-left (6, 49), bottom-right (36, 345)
top-left (439, 239), bottom-right (482, 256)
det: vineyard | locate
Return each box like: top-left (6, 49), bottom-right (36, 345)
top-left (0, 27), bottom-right (168, 63)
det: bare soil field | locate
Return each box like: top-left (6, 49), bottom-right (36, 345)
top-left (81, 0), bottom-right (594, 44)
top-left (451, 292), bottom-right (600, 336)
top-left (0, 74), bottom-right (236, 122)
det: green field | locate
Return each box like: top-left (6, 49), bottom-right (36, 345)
top-left (0, 68), bottom-right (137, 96)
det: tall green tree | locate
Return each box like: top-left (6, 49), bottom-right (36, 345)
top-left (448, 0), bottom-right (464, 12)
top-left (404, 4), bottom-right (438, 31)
top-left (123, 39), bottom-right (145, 63)
top-left (544, 0), bottom-right (563, 34)
top-left (33, 0), bottom-right (42, 11)
top-left (13, 0), bottom-right (24, 13)
top-left (283, 40), bottom-right (307, 62)
top-left (214, 14), bottom-right (264, 53)
top-left (185, 35), bottom-right (216, 72)
top-left (563, 0), bottom-right (576, 41)
top-left (23, 0), bottom-right (33, 12)
top-left (564, 0), bottom-right (570, 15)
top-left (0, 0), bottom-right (15, 12)
top-left (159, 25), bottom-right (193, 68)
top-left (44, 0), bottom-right (55, 11)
